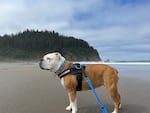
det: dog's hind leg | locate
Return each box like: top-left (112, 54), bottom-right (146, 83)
top-left (106, 84), bottom-right (121, 113)
top-left (104, 77), bottom-right (121, 113)
top-left (66, 90), bottom-right (77, 113)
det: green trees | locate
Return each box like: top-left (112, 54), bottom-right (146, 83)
top-left (0, 30), bottom-right (100, 61)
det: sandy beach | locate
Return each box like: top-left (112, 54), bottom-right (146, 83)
top-left (0, 62), bottom-right (150, 113)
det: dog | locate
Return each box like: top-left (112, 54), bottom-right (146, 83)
top-left (39, 52), bottom-right (121, 113)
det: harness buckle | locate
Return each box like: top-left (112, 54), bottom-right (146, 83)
top-left (75, 63), bottom-right (81, 69)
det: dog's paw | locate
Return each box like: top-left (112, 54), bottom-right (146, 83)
top-left (66, 105), bottom-right (72, 111)
top-left (112, 111), bottom-right (117, 113)
top-left (119, 104), bottom-right (122, 109)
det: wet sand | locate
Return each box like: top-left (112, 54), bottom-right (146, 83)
top-left (0, 62), bottom-right (150, 113)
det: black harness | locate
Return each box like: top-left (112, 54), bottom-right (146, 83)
top-left (57, 63), bottom-right (85, 91)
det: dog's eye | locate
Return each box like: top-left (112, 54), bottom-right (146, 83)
top-left (47, 58), bottom-right (51, 61)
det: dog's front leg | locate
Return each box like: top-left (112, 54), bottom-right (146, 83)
top-left (66, 90), bottom-right (77, 113)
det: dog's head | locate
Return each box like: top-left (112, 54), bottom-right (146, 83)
top-left (39, 52), bottom-right (65, 72)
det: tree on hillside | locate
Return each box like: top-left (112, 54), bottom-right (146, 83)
top-left (0, 30), bottom-right (100, 61)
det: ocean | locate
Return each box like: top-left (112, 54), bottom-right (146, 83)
top-left (75, 61), bottom-right (150, 80)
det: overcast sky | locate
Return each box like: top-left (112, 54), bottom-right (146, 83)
top-left (0, 0), bottom-right (150, 61)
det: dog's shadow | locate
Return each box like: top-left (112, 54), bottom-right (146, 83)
top-left (77, 104), bottom-right (147, 113)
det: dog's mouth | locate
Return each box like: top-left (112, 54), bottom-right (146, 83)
top-left (39, 61), bottom-right (50, 70)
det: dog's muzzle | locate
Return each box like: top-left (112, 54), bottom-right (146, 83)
top-left (39, 59), bottom-right (50, 70)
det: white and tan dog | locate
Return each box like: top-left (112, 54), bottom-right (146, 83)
top-left (39, 52), bottom-right (121, 113)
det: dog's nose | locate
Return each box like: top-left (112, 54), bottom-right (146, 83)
top-left (39, 58), bottom-right (43, 69)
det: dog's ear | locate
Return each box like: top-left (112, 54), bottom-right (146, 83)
top-left (55, 52), bottom-right (60, 56)
top-left (55, 52), bottom-right (61, 59)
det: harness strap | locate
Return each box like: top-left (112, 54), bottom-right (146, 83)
top-left (58, 63), bottom-right (84, 91)
top-left (58, 69), bottom-right (71, 78)
top-left (76, 64), bottom-right (85, 91)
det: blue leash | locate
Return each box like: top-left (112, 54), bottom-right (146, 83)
top-left (85, 77), bottom-right (108, 113)
top-left (82, 66), bottom-right (108, 113)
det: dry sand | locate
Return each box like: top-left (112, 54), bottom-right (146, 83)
top-left (0, 62), bottom-right (150, 113)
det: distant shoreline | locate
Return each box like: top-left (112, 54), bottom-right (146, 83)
top-left (1, 60), bottom-right (150, 65)
top-left (74, 61), bottom-right (150, 65)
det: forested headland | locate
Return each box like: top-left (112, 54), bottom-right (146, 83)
top-left (0, 30), bottom-right (101, 61)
